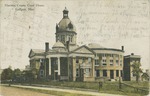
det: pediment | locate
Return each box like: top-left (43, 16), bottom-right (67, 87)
top-left (75, 47), bottom-right (92, 54)
top-left (70, 45), bottom-right (95, 54)
top-left (28, 49), bottom-right (35, 58)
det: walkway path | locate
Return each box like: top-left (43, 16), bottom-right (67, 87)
top-left (1, 84), bottom-right (124, 96)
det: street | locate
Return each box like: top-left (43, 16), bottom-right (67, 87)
top-left (0, 85), bottom-right (54, 96)
top-left (1, 84), bottom-right (124, 96)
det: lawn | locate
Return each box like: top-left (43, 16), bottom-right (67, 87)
top-left (28, 80), bottom-right (149, 96)
top-left (3, 80), bottom-right (149, 96)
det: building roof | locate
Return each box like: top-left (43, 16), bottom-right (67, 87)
top-left (56, 8), bottom-right (76, 32)
top-left (88, 43), bottom-right (104, 48)
top-left (69, 45), bottom-right (79, 51)
top-left (87, 43), bottom-right (124, 52)
top-left (70, 45), bottom-right (96, 55)
top-left (57, 19), bottom-right (76, 32)
top-left (28, 49), bottom-right (45, 58)
top-left (52, 40), bottom-right (66, 48)
top-left (124, 55), bottom-right (141, 58)
top-left (32, 49), bottom-right (45, 53)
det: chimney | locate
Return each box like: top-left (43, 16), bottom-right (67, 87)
top-left (131, 53), bottom-right (134, 55)
top-left (45, 42), bottom-right (49, 52)
top-left (121, 46), bottom-right (124, 51)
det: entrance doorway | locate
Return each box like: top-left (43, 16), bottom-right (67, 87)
top-left (54, 72), bottom-right (58, 80)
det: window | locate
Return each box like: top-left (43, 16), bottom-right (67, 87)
top-left (120, 55), bottom-right (122, 58)
top-left (70, 35), bottom-right (73, 42)
top-left (120, 70), bottom-right (123, 77)
top-left (88, 58), bottom-right (91, 63)
top-left (67, 35), bottom-right (73, 42)
top-left (40, 59), bottom-right (44, 63)
top-left (110, 60), bottom-right (113, 62)
top-left (103, 60), bottom-right (106, 62)
top-left (76, 69), bottom-right (79, 77)
top-left (102, 59), bottom-right (107, 66)
top-left (82, 58), bottom-right (85, 63)
top-left (116, 70), bottom-right (119, 77)
top-left (54, 59), bottom-right (58, 65)
top-left (96, 70), bottom-right (99, 77)
top-left (102, 63), bottom-right (107, 66)
top-left (95, 60), bottom-right (99, 66)
top-left (54, 59), bottom-right (58, 70)
top-left (110, 54), bottom-right (113, 57)
top-left (120, 60), bottom-right (122, 66)
top-left (110, 60), bottom-right (113, 66)
top-left (116, 60), bottom-right (119, 66)
top-left (40, 70), bottom-right (44, 77)
top-left (103, 70), bottom-right (107, 76)
top-left (110, 64), bottom-right (113, 66)
top-left (102, 54), bottom-right (106, 57)
top-left (57, 35), bottom-right (60, 41)
top-left (85, 68), bottom-right (90, 77)
top-left (61, 35), bottom-right (65, 42)
top-left (76, 58), bottom-right (79, 63)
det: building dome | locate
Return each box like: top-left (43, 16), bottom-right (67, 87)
top-left (57, 19), bottom-right (76, 32)
top-left (88, 43), bottom-right (104, 49)
top-left (52, 40), bottom-right (65, 48)
top-left (56, 7), bottom-right (76, 32)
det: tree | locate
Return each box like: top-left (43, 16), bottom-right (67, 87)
top-left (1, 67), bottom-right (13, 81)
top-left (23, 70), bottom-right (34, 82)
top-left (12, 68), bottom-right (22, 82)
top-left (131, 62), bottom-right (142, 82)
top-left (31, 68), bottom-right (38, 80)
top-left (141, 73), bottom-right (149, 81)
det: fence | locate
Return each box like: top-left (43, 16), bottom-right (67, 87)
top-left (118, 79), bottom-right (149, 95)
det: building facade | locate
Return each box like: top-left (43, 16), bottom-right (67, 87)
top-left (28, 7), bottom-right (124, 81)
top-left (123, 53), bottom-right (141, 81)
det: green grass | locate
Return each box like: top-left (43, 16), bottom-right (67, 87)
top-left (30, 81), bottom-right (149, 96)
top-left (3, 80), bottom-right (149, 96)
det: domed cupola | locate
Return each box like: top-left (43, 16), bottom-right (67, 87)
top-left (56, 7), bottom-right (76, 33)
top-left (55, 7), bottom-right (77, 46)
top-left (53, 40), bottom-right (65, 49)
top-left (52, 40), bottom-right (66, 52)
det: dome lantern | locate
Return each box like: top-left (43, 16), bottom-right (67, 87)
top-left (63, 7), bottom-right (69, 18)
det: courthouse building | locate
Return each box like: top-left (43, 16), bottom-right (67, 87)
top-left (29, 7), bottom-right (124, 81)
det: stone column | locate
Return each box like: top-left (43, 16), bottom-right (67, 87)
top-left (58, 57), bottom-right (60, 75)
top-left (107, 70), bottom-right (110, 79)
top-left (114, 70), bottom-right (116, 79)
top-left (92, 58), bottom-right (95, 77)
top-left (100, 70), bottom-right (103, 77)
top-left (73, 57), bottom-right (76, 81)
top-left (49, 58), bottom-right (51, 75)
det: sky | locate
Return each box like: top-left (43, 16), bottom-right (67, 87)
top-left (0, 0), bottom-right (149, 70)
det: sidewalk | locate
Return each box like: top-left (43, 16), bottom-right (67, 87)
top-left (3, 84), bottom-right (124, 96)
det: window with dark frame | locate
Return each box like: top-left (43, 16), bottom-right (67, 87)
top-left (76, 58), bottom-right (79, 63)
top-left (116, 70), bottom-right (119, 77)
top-left (103, 70), bottom-right (107, 76)
top-left (96, 70), bottom-right (100, 77)
top-left (95, 59), bottom-right (99, 65)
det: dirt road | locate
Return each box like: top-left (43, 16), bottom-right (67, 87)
top-left (1, 84), bottom-right (124, 96)
top-left (0, 86), bottom-right (54, 96)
